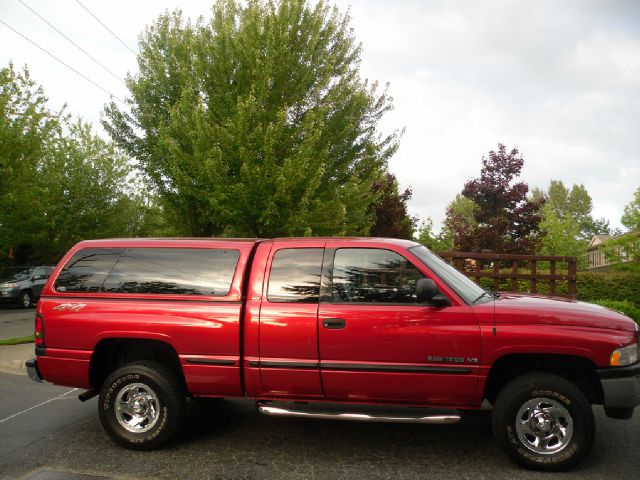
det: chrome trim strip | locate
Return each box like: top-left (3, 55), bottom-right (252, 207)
top-left (257, 404), bottom-right (461, 424)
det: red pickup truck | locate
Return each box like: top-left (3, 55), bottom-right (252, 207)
top-left (26, 237), bottom-right (639, 470)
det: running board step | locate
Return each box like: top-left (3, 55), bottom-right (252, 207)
top-left (256, 402), bottom-right (461, 425)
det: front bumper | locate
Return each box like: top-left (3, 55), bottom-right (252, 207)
top-left (26, 358), bottom-right (43, 383)
top-left (597, 362), bottom-right (640, 409)
top-left (0, 287), bottom-right (19, 300)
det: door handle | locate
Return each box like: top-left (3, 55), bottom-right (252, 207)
top-left (322, 318), bottom-right (346, 329)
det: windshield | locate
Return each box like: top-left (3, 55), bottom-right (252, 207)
top-left (408, 245), bottom-right (488, 305)
top-left (0, 268), bottom-right (32, 282)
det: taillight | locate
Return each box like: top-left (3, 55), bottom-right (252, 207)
top-left (34, 314), bottom-right (44, 346)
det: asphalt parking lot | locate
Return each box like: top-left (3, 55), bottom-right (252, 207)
top-left (0, 308), bottom-right (638, 480)
top-left (0, 306), bottom-right (34, 339)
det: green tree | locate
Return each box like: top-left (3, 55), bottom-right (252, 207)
top-left (533, 180), bottom-right (610, 243)
top-left (415, 217), bottom-right (452, 252)
top-left (0, 63), bottom-right (61, 263)
top-left (538, 203), bottom-right (583, 258)
top-left (621, 186), bottom-right (640, 231)
top-left (601, 187), bottom-right (640, 272)
top-left (534, 180), bottom-right (610, 260)
top-left (34, 121), bottom-right (166, 262)
top-left (1, 63), bottom-right (161, 265)
top-left (104, 0), bottom-right (399, 237)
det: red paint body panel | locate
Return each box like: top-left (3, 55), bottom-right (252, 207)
top-left (319, 370), bottom-right (478, 406)
top-left (38, 357), bottom-right (90, 389)
top-left (35, 237), bottom-right (639, 410)
top-left (318, 303), bottom-right (480, 405)
top-left (478, 293), bottom-right (637, 333)
top-left (256, 239), bottom-right (325, 397)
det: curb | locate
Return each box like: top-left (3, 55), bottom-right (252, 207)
top-left (0, 358), bottom-right (27, 375)
top-left (0, 343), bottom-right (34, 376)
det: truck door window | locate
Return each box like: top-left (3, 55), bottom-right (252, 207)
top-left (267, 248), bottom-right (323, 303)
top-left (331, 248), bottom-right (425, 304)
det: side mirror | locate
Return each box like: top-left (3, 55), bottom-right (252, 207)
top-left (416, 278), bottom-right (451, 307)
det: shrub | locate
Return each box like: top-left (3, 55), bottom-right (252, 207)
top-left (576, 271), bottom-right (640, 307)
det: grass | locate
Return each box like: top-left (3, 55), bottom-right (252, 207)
top-left (0, 335), bottom-right (35, 346)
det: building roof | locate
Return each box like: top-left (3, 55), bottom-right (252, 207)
top-left (587, 235), bottom-right (613, 249)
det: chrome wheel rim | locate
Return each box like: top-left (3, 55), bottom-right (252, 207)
top-left (115, 383), bottom-right (160, 433)
top-left (21, 294), bottom-right (30, 307)
top-left (515, 397), bottom-right (573, 455)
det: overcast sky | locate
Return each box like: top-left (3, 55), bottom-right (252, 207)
top-left (1, 0), bottom-right (638, 231)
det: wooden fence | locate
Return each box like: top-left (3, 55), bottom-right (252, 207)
top-left (438, 252), bottom-right (577, 299)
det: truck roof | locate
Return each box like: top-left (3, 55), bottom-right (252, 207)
top-left (73, 237), bottom-right (420, 249)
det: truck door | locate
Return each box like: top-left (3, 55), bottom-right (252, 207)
top-left (318, 244), bottom-right (481, 406)
top-left (256, 240), bottom-right (326, 398)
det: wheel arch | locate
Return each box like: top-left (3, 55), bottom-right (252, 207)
top-left (484, 353), bottom-right (604, 405)
top-left (90, 338), bottom-right (187, 394)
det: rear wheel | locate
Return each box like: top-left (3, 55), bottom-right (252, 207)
top-left (492, 372), bottom-right (594, 471)
top-left (99, 361), bottom-right (185, 450)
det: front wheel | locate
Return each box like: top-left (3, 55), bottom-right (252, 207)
top-left (492, 372), bottom-right (595, 471)
top-left (18, 291), bottom-right (32, 308)
top-left (99, 361), bottom-right (185, 450)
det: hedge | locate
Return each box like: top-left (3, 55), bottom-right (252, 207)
top-left (590, 300), bottom-right (640, 325)
top-left (575, 271), bottom-right (640, 307)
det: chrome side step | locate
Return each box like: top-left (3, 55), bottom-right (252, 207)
top-left (256, 403), bottom-right (461, 425)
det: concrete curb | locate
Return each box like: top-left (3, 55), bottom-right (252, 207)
top-left (0, 343), bottom-right (34, 376)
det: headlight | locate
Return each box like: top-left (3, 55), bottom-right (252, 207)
top-left (0, 283), bottom-right (17, 289)
top-left (610, 343), bottom-right (639, 366)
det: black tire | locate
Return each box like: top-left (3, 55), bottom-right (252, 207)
top-left (492, 372), bottom-right (595, 471)
top-left (18, 291), bottom-right (32, 308)
top-left (98, 361), bottom-right (186, 450)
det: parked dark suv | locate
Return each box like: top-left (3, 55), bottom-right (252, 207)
top-left (0, 266), bottom-right (54, 308)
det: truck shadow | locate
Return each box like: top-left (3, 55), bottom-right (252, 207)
top-left (172, 400), bottom-right (637, 477)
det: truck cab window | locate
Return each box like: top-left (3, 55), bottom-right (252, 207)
top-left (267, 248), bottom-right (323, 303)
top-left (101, 248), bottom-right (239, 296)
top-left (331, 248), bottom-right (424, 304)
top-left (55, 248), bottom-right (124, 292)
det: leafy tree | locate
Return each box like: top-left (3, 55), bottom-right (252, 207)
top-left (451, 144), bottom-right (543, 253)
top-left (34, 121), bottom-right (167, 262)
top-left (622, 186), bottom-right (640, 231)
top-left (0, 63), bottom-right (160, 265)
top-left (533, 180), bottom-right (610, 243)
top-left (538, 203), bottom-right (584, 259)
top-left (415, 217), bottom-right (452, 252)
top-left (369, 173), bottom-right (416, 239)
top-left (602, 233), bottom-right (640, 272)
top-left (0, 63), bottom-right (61, 263)
top-left (600, 187), bottom-right (640, 273)
top-left (533, 180), bottom-right (610, 260)
top-left (104, 0), bottom-right (399, 237)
